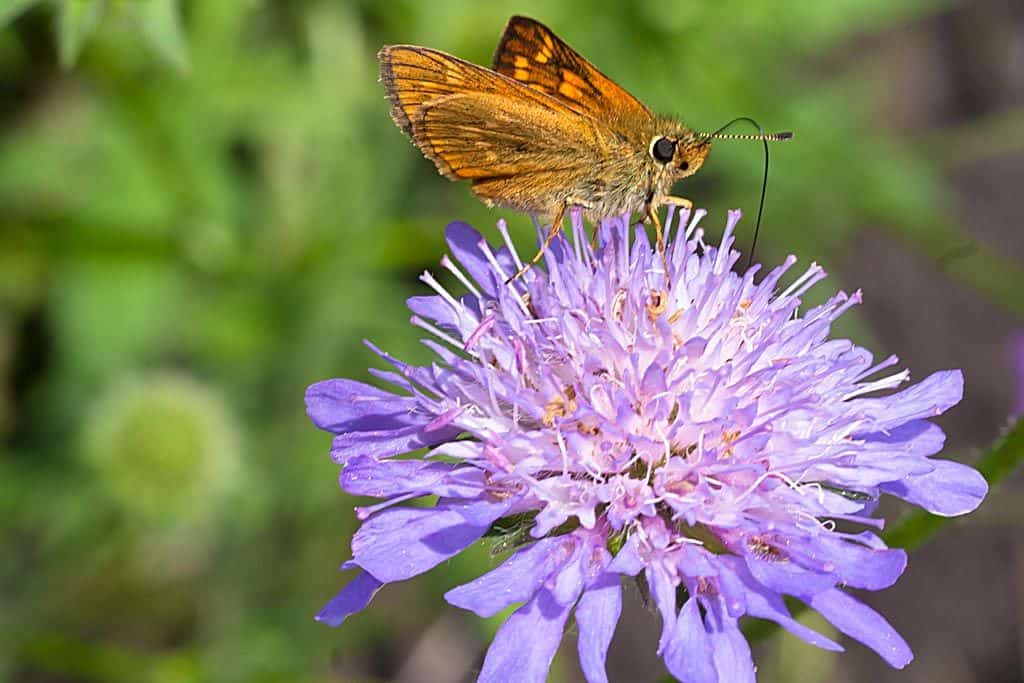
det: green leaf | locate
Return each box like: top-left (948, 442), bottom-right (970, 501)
top-left (0, 0), bottom-right (43, 29)
top-left (57, 0), bottom-right (105, 69)
top-left (135, 0), bottom-right (190, 73)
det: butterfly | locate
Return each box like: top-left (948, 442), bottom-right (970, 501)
top-left (379, 16), bottom-right (789, 279)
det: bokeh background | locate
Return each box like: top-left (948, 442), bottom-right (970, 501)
top-left (1, 1), bottom-right (1022, 681)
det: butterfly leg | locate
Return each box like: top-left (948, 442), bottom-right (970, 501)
top-left (661, 195), bottom-right (694, 220)
top-left (647, 205), bottom-right (672, 286)
top-left (506, 202), bottom-right (567, 284)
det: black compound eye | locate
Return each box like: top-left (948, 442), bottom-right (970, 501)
top-left (679, 160), bottom-right (690, 171)
top-left (652, 137), bottom-right (676, 163)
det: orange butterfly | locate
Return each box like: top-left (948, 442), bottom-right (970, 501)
top-left (380, 16), bottom-right (788, 279)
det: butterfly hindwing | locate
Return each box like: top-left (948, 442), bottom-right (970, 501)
top-left (413, 91), bottom-right (594, 185)
top-left (380, 45), bottom-right (602, 187)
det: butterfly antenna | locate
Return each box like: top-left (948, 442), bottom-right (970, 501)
top-left (699, 117), bottom-right (792, 268)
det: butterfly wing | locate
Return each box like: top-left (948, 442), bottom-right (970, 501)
top-left (380, 44), bottom-right (584, 143)
top-left (491, 15), bottom-right (653, 132)
top-left (413, 90), bottom-right (605, 212)
top-left (379, 44), bottom-right (611, 212)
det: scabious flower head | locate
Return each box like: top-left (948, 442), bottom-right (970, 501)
top-left (307, 208), bottom-right (987, 682)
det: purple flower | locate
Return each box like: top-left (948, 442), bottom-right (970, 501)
top-left (308, 208), bottom-right (987, 682)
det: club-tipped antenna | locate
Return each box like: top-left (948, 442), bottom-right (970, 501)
top-left (699, 117), bottom-right (792, 267)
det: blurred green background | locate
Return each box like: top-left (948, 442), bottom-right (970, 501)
top-left (2, 1), bottom-right (1022, 681)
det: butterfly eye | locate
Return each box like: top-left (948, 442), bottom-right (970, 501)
top-left (651, 137), bottom-right (676, 163)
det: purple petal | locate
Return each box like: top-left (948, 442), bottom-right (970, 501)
top-left (552, 544), bottom-right (587, 606)
top-left (478, 587), bottom-right (574, 683)
top-left (305, 379), bottom-right (416, 433)
top-left (648, 565), bottom-right (679, 654)
top-left (352, 497), bottom-right (511, 583)
top-left (576, 573), bottom-right (622, 683)
top-left (857, 370), bottom-right (963, 430)
top-left (407, 295), bottom-right (463, 333)
top-left (880, 458), bottom-right (988, 516)
top-left (809, 588), bottom-right (913, 669)
top-left (743, 551), bottom-right (836, 596)
top-left (341, 455), bottom-right (486, 499)
top-left (811, 457), bottom-right (934, 489)
top-left (445, 537), bottom-right (574, 618)
top-left (708, 617), bottom-right (755, 683)
top-left (663, 599), bottom-right (716, 683)
top-left (445, 222), bottom-right (500, 296)
top-left (722, 558), bottom-right (842, 652)
top-left (606, 534), bottom-right (645, 576)
top-left (315, 569), bottom-right (383, 627)
top-left (329, 423), bottom-right (462, 463)
top-left (856, 419), bottom-right (946, 458)
top-left (813, 536), bottom-right (907, 591)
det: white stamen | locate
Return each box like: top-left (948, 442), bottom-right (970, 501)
top-left (779, 263), bottom-right (823, 300)
top-left (496, 219), bottom-right (525, 272)
top-left (410, 315), bottom-right (465, 351)
top-left (555, 428), bottom-right (569, 476)
top-left (440, 254), bottom-right (481, 297)
top-left (842, 369), bottom-right (910, 401)
top-left (684, 209), bottom-right (706, 240)
top-left (419, 270), bottom-right (470, 320)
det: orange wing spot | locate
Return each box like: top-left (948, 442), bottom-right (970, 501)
top-left (528, 83), bottom-right (546, 92)
top-left (542, 32), bottom-right (555, 49)
top-left (513, 55), bottom-right (529, 68)
top-left (561, 69), bottom-right (588, 89)
top-left (454, 167), bottom-right (492, 179)
top-left (514, 68), bottom-right (531, 80)
top-left (558, 81), bottom-right (583, 100)
top-left (533, 51), bottom-right (549, 63)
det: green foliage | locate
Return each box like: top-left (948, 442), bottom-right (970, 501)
top-left (0, 1), bottom-right (1014, 681)
top-left (57, 0), bottom-right (105, 68)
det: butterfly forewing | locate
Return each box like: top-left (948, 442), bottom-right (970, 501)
top-left (491, 15), bottom-right (653, 133)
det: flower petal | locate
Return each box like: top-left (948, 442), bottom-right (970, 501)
top-left (880, 458), bottom-right (988, 516)
top-left (478, 587), bottom-right (575, 683)
top-left (575, 572), bottom-right (622, 683)
top-left (352, 497), bottom-right (511, 583)
top-left (721, 557), bottom-right (843, 652)
top-left (341, 455), bottom-right (486, 499)
top-left (814, 536), bottom-right (907, 590)
top-left (445, 536), bottom-right (573, 617)
top-left (648, 564), bottom-right (680, 654)
top-left (857, 370), bottom-right (963, 430)
top-left (663, 598), bottom-right (716, 683)
top-left (305, 379), bottom-right (416, 433)
top-left (329, 422), bottom-right (462, 463)
top-left (708, 616), bottom-right (755, 683)
top-left (856, 419), bottom-right (946, 458)
top-left (445, 222), bottom-right (501, 296)
top-left (809, 588), bottom-right (913, 669)
top-left (315, 569), bottom-right (383, 627)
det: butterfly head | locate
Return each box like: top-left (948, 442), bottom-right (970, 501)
top-left (648, 130), bottom-right (711, 180)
